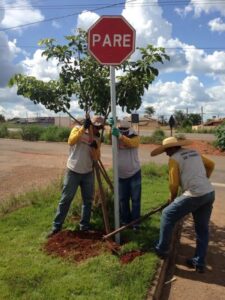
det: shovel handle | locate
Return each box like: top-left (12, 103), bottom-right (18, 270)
top-left (103, 202), bottom-right (169, 240)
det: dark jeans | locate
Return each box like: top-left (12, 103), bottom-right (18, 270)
top-left (119, 170), bottom-right (142, 225)
top-left (53, 169), bottom-right (94, 231)
top-left (156, 191), bottom-right (215, 266)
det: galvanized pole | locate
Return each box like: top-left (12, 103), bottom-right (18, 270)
top-left (110, 65), bottom-right (120, 244)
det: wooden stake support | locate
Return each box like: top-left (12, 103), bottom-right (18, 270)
top-left (94, 162), bottom-right (111, 234)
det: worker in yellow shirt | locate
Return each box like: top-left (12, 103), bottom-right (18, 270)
top-left (47, 116), bottom-right (104, 237)
top-left (151, 137), bottom-right (215, 273)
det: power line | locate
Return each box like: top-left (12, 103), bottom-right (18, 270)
top-left (1, 0), bottom-right (225, 31)
top-left (1, 0), bottom-right (225, 10)
top-left (0, 0), bottom-right (134, 32)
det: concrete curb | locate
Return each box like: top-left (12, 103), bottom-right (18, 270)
top-left (147, 221), bottom-right (183, 300)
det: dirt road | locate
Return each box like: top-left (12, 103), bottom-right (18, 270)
top-left (1, 138), bottom-right (225, 299)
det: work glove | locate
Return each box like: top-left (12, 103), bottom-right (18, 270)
top-left (107, 117), bottom-right (114, 127)
top-left (84, 118), bottom-right (92, 129)
top-left (112, 127), bottom-right (121, 138)
top-left (89, 140), bottom-right (98, 149)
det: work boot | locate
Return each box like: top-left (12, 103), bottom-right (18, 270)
top-left (79, 225), bottom-right (90, 232)
top-left (154, 246), bottom-right (169, 259)
top-left (186, 258), bottom-right (205, 273)
top-left (46, 228), bottom-right (61, 238)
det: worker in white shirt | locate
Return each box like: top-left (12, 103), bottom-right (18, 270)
top-left (48, 116), bottom-right (104, 237)
top-left (151, 137), bottom-right (215, 273)
top-left (112, 119), bottom-right (141, 230)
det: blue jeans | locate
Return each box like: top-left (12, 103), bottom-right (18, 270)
top-left (53, 169), bottom-right (94, 231)
top-left (119, 170), bottom-right (142, 225)
top-left (156, 191), bottom-right (215, 266)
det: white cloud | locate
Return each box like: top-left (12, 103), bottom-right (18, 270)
top-left (22, 49), bottom-right (60, 81)
top-left (142, 76), bottom-right (213, 117)
top-left (208, 18), bottom-right (225, 32)
top-left (122, 0), bottom-right (172, 49)
top-left (175, 0), bottom-right (225, 17)
top-left (185, 48), bottom-right (225, 76)
top-left (1, 0), bottom-right (44, 30)
top-left (0, 86), bottom-right (59, 119)
top-left (76, 11), bottom-right (99, 31)
top-left (0, 32), bottom-right (23, 86)
top-left (1, 0), bottom-right (225, 120)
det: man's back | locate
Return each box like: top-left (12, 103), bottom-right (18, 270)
top-left (171, 148), bottom-right (214, 197)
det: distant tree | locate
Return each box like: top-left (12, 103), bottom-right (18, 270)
top-left (181, 118), bottom-right (192, 128)
top-left (144, 106), bottom-right (155, 118)
top-left (0, 114), bottom-right (6, 123)
top-left (188, 113), bottom-right (202, 126)
top-left (9, 29), bottom-right (169, 122)
top-left (158, 115), bottom-right (167, 125)
top-left (174, 110), bottom-right (186, 126)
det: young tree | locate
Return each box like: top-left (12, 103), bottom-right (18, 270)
top-left (144, 106), bottom-right (155, 118)
top-left (9, 29), bottom-right (169, 122)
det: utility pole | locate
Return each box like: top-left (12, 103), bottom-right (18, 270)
top-left (201, 106), bottom-right (204, 125)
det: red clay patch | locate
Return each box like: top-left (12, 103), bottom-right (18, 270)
top-left (120, 250), bottom-right (144, 264)
top-left (187, 140), bottom-right (225, 156)
top-left (142, 140), bottom-right (225, 156)
top-left (44, 230), bottom-right (120, 262)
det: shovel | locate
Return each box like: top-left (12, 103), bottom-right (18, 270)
top-left (103, 202), bottom-right (169, 240)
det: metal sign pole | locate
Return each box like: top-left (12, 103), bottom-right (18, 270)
top-left (110, 65), bottom-right (120, 244)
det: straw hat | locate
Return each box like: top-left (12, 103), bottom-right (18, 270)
top-left (119, 120), bottom-right (130, 129)
top-left (91, 116), bottom-right (104, 127)
top-left (150, 137), bottom-right (192, 156)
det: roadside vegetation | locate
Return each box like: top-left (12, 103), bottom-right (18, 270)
top-left (1, 122), bottom-right (223, 152)
top-left (0, 163), bottom-right (168, 300)
top-left (176, 126), bottom-right (216, 134)
top-left (214, 121), bottom-right (225, 151)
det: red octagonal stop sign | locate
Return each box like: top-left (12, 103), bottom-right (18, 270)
top-left (88, 16), bottom-right (136, 65)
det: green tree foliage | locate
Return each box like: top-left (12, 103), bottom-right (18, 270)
top-left (0, 114), bottom-right (6, 123)
top-left (0, 124), bottom-right (8, 137)
top-left (174, 110), bottom-right (202, 127)
top-left (181, 118), bottom-right (192, 128)
top-left (174, 110), bottom-right (186, 126)
top-left (8, 29), bottom-right (169, 120)
top-left (188, 113), bottom-right (202, 125)
top-left (144, 106), bottom-right (155, 118)
top-left (215, 122), bottom-right (225, 151)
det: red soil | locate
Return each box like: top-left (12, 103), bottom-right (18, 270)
top-left (44, 230), bottom-right (121, 263)
top-left (44, 230), bottom-right (144, 264)
top-left (120, 250), bottom-right (144, 264)
top-left (187, 140), bottom-right (225, 156)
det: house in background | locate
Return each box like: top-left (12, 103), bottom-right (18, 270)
top-left (192, 118), bottom-right (225, 131)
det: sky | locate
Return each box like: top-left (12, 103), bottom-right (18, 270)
top-left (0, 0), bottom-right (225, 122)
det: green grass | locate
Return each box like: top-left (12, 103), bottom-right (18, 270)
top-left (0, 163), bottom-right (168, 300)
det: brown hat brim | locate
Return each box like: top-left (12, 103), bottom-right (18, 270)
top-left (151, 140), bottom-right (192, 156)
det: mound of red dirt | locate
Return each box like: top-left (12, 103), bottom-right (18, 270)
top-left (44, 230), bottom-right (144, 264)
top-left (44, 230), bottom-right (120, 262)
top-left (146, 140), bottom-right (225, 156)
top-left (187, 140), bottom-right (225, 156)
